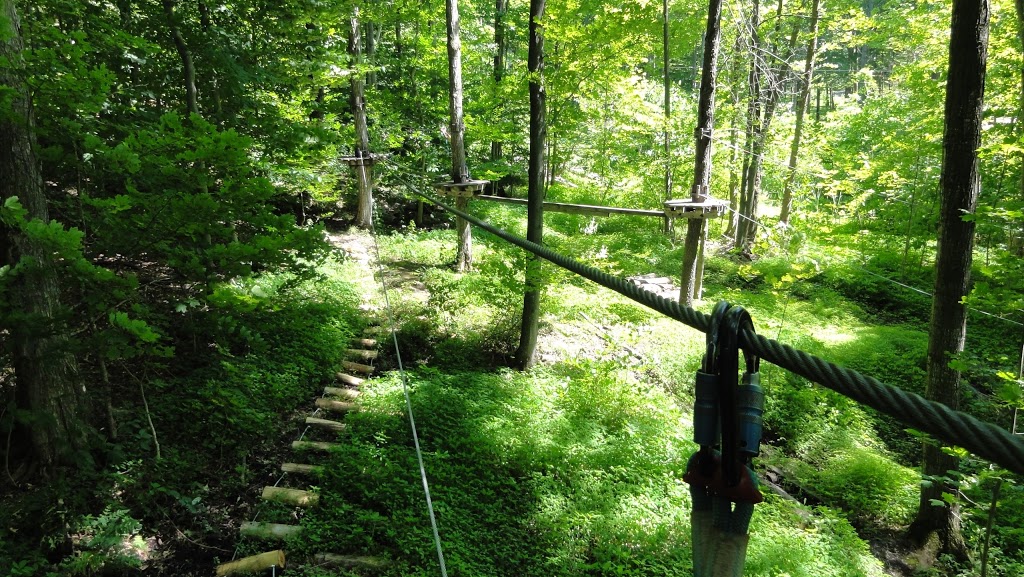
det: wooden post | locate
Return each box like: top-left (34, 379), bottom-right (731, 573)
top-left (281, 462), bottom-right (324, 475)
top-left (342, 360), bottom-right (374, 375)
top-left (679, 0), bottom-right (724, 305)
top-left (305, 416), bottom-right (346, 432)
top-left (315, 397), bottom-right (357, 413)
top-left (261, 486), bottom-right (319, 507)
top-left (314, 553), bottom-right (390, 569)
top-left (515, 0), bottom-right (547, 370)
top-left (215, 550), bottom-right (285, 576)
top-left (292, 440), bottom-right (342, 452)
top-left (694, 220), bottom-right (708, 300)
top-left (349, 6), bottom-right (373, 229)
top-left (240, 523), bottom-right (302, 540)
top-left (662, 0), bottom-right (673, 235)
top-left (446, 0), bottom-right (474, 271)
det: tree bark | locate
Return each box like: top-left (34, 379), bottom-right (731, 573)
top-left (679, 0), bottom-right (724, 305)
top-left (348, 7), bottom-right (373, 229)
top-left (1, 0), bottom-right (85, 470)
top-left (446, 0), bottom-right (472, 271)
top-left (365, 21), bottom-right (377, 86)
top-left (735, 0), bottom-right (795, 254)
top-left (1014, 0), bottom-right (1024, 252)
top-left (780, 0), bottom-right (821, 226)
top-left (515, 0), bottom-right (546, 370)
top-left (490, 0), bottom-right (509, 187)
top-left (662, 0), bottom-right (674, 235)
top-left (162, 0), bottom-right (199, 116)
top-left (907, 0), bottom-right (988, 563)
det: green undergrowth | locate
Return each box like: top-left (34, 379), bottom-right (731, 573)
top-left (2, 261), bottom-right (363, 577)
top-left (340, 206), bottom-right (1024, 575)
top-left (287, 364), bottom-right (884, 577)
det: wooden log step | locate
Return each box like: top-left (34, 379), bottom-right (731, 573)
top-left (216, 550), bottom-right (286, 576)
top-left (315, 397), bottom-right (357, 413)
top-left (314, 553), bottom-right (390, 570)
top-left (325, 386), bottom-right (361, 399)
top-left (281, 462), bottom-right (324, 476)
top-left (355, 338), bottom-right (378, 348)
top-left (292, 440), bottom-right (342, 452)
top-left (240, 522), bottom-right (302, 541)
top-left (342, 360), bottom-right (374, 375)
top-left (306, 416), bottom-right (346, 432)
top-left (261, 486), bottom-right (319, 507)
top-left (335, 372), bottom-right (365, 387)
top-left (346, 348), bottom-right (379, 360)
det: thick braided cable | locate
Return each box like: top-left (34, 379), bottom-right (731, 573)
top-left (413, 190), bottom-right (1024, 475)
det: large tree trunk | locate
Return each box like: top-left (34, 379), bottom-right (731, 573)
top-left (365, 21), bottom-right (377, 86)
top-left (1013, 0), bottom-right (1024, 253)
top-left (162, 0), bottom-right (199, 116)
top-left (725, 37), bottom-right (743, 241)
top-left (348, 7), bottom-right (373, 229)
top-left (735, 0), bottom-right (794, 254)
top-left (907, 0), bottom-right (988, 562)
top-left (515, 0), bottom-right (546, 370)
top-left (446, 0), bottom-right (472, 271)
top-left (1, 0), bottom-right (85, 470)
top-left (679, 0), bottom-right (724, 305)
top-left (662, 0), bottom-right (673, 235)
top-left (780, 0), bottom-right (821, 226)
top-left (490, 0), bottom-right (509, 184)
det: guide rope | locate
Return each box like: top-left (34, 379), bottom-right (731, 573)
top-left (367, 196), bottom-right (450, 577)
top-left (409, 187), bottom-right (1024, 476)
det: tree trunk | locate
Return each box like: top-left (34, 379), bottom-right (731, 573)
top-left (780, 0), bottom-right (821, 226)
top-left (1, 0), bottom-right (85, 470)
top-left (446, 0), bottom-right (472, 271)
top-left (515, 0), bottom-right (546, 370)
top-left (1014, 0), bottom-right (1024, 252)
top-left (679, 0), bottom-right (724, 305)
top-left (365, 21), bottom-right (377, 86)
top-left (662, 0), bottom-right (674, 235)
top-left (491, 0), bottom-right (508, 189)
top-left (735, 0), bottom-right (794, 254)
top-left (907, 0), bottom-right (988, 563)
top-left (162, 0), bottom-right (199, 116)
top-left (198, 2), bottom-right (223, 117)
top-left (349, 7), bottom-right (373, 229)
top-left (725, 36), bottom-right (743, 241)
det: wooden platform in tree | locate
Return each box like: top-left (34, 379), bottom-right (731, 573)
top-left (663, 198), bottom-right (728, 219)
top-left (434, 179), bottom-right (489, 198)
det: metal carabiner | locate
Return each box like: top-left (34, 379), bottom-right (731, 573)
top-left (718, 306), bottom-right (763, 493)
top-left (692, 301), bottom-right (731, 477)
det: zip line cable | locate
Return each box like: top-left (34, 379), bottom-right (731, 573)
top-left (397, 185), bottom-right (1024, 475)
top-left (365, 188), bottom-right (450, 577)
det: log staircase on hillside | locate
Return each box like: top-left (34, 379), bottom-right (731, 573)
top-left (215, 327), bottom-right (389, 576)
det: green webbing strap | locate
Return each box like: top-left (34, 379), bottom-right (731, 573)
top-left (685, 303), bottom-right (761, 577)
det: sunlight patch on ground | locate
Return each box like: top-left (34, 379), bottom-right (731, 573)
top-left (810, 325), bottom-right (859, 346)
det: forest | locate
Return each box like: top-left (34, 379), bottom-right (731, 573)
top-left (2, 0), bottom-right (1024, 575)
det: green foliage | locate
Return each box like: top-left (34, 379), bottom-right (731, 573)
top-left (791, 447), bottom-right (918, 526)
top-left (296, 363), bottom-right (696, 577)
top-left (746, 501), bottom-right (886, 577)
